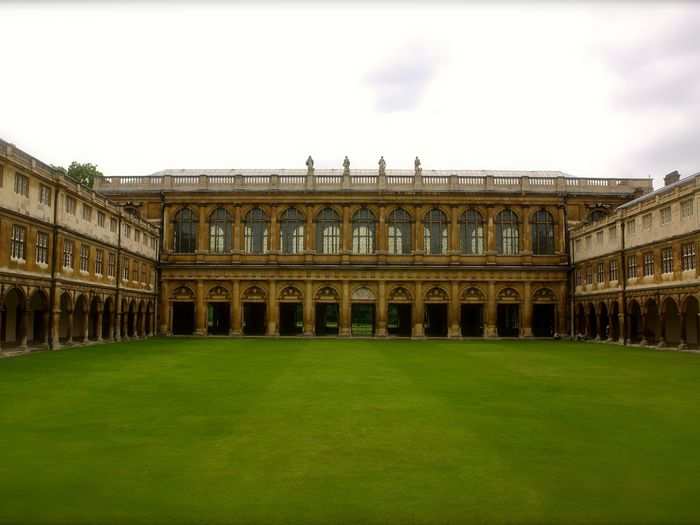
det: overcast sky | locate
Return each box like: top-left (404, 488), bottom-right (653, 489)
top-left (1, 2), bottom-right (698, 187)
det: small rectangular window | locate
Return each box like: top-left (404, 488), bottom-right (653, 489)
top-left (63, 239), bottom-right (74, 269)
top-left (95, 249), bottom-right (104, 275)
top-left (660, 207), bottom-right (671, 225)
top-left (586, 267), bottom-right (593, 285)
top-left (80, 245), bottom-right (89, 272)
top-left (681, 200), bottom-right (694, 219)
top-left (108, 253), bottom-right (116, 277)
top-left (82, 205), bottom-right (92, 222)
top-left (135, 229), bottom-right (141, 243)
top-left (110, 217), bottom-right (117, 233)
top-left (682, 242), bottom-right (696, 271)
top-left (585, 235), bottom-right (592, 249)
top-left (608, 226), bottom-right (617, 243)
top-left (642, 214), bottom-right (652, 230)
top-left (627, 256), bottom-right (637, 278)
top-left (626, 220), bottom-right (636, 235)
top-left (596, 231), bottom-right (604, 245)
top-left (643, 253), bottom-right (655, 276)
top-left (122, 258), bottom-right (129, 280)
top-left (10, 224), bottom-right (26, 260)
top-left (65, 195), bottom-right (76, 215)
top-left (36, 231), bottom-right (49, 264)
top-left (97, 212), bottom-right (105, 228)
top-left (14, 173), bottom-right (29, 197)
top-left (597, 262), bottom-right (605, 283)
top-left (609, 259), bottom-right (618, 281)
top-left (662, 247), bottom-right (673, 273)
top-left (39, 185), bottom-right (52, 206)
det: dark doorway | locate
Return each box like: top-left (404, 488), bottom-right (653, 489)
top-left (172, 302), bottom-right (195, 335)
top-left (461, 304), bottom-right (484, 336)
top-left (243, 303), bottom-right (266, 335)
top-left (532, 304), bottom-right (555, 337)
top-left (315, 303), bottom-right (339, 336)
top-left (497, 304), bottom-right (519, 337)
top-left (388, 304), bottom-right (412, 336)
top-left (425, 304), bottom-right (448, 337)
top-left (629, 302), bottom-right (642, 343)
top-left (102, 302), bottom-right (112, 339)
top-left (279, 303), bottom-right (303, 336)
top-left (351, 304), bottom-right (375, 336)
top-left (208, 303), bottom-right (230, 335)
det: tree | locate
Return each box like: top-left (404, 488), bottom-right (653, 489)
top-left (64, 162), bottom-right (102, 189)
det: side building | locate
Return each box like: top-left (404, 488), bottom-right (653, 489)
top-left (0, 139), bottom-right (160, 354)
top-left (571, 171), bottom-right (700, 348)
top-left (96, 165), bottom-right (651, 339)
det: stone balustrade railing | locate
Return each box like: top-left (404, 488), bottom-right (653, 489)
top-left (95, 169), bottom-right (653, 196)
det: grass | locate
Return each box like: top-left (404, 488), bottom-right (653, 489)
top-left (1, 338), bottom-right (700, 525)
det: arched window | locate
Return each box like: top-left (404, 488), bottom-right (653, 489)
top-left (496, 209), bottom-right (519, 255)
top-left (424, 208), bottom-right (448, 255)
top-left (244, 207), bottom-right (269, 254)
top-left (531, 209), bottom-right (555, 255)
top-left (172, 208), bottom-right (197, 253)
top-left (460, 209), bottom-right (484, 255)
top-left (209, 207), bottom-right (232, 253)
top-left (316, 208), bottom-right (340, 254)
top-left (352, 208), bottom-right (375, 255)
top-left (387, 208), bottom-right (411, 255)
top-left (280, 207), bottom-right (304, 254)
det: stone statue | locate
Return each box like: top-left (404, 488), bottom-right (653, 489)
top-left (306, 155), bottom-right (314, 174)
top-left (414, 156), bottom-right (422, 174)
top-left (343, 156), bottom-right (350, 174)
top-left (378, 156), bottom-right (386, 175)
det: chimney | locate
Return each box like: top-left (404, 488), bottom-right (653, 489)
top-left (664, 170), bottom-right (680, 186)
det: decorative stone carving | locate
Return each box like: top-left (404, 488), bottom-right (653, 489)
top-left (279, 286), bottom-right (303, 301)
top-left (388, 286), bottom-right (412, 302)
top-left (208, 285), bottom-right (230, 300)
top-left (172, 286), bottom-right (194, 300)
top-left (533, 287), bottom-right (556, 302)
top-left (425, 286), bottom-right (448, 302)
top-left (241, 285), bottom-right (266, 301)
top-left (352, 286), bottom-right (376, 301)
top-left (461, 286), bottom-right (485, 302)
top-left (315, 286), bottom-right (340, 302)
top-left (497, 287), bottom-right (520, 302)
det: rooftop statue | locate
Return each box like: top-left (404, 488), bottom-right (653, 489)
top-left (306, 155), bottom-right (314, 174)
top-left (378, 156), bottom-right (386, 175)
top-left (415, 156), bottom-right (422, 174)
top-left (343, 156), bottom-right (350, 174)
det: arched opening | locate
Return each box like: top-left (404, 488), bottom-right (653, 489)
top-left (209, 207), bottom-right (232, 253)
top-left (496, 209), bottom-right (519, 255)
top-left (662, 298), bottom-right (681, 346)
top-left (576, 303), bottom-right (586, 336)
top-left (73, 295), bottom-right (89, 343)
top-left (387, 287), bottom-right (412, 337)
top-left (598, 302), bottom-right (609, 340)
top-left (28, 290), bottom-right (49, 346)
top-left (530, 210), bottom-right (555, 255)
top-left (683, 296), bottom-right (700, 348)
top-left (628, 300), bottom-right (642, 343)
top-left (278, 286), bottom-right (303, 336)
top-left (316, 208), bottom-right (341, 255)
top-left (102, 298), bottom-right (114, 340)
top-left (145, 302), bottom-right (154, 336)
top-left (460, 287), bottom-right (485, 337)
top-left (424, 287), bottom-right (448, 337)
top-left (460, 210), bottom-right (484, 255)
top-left (532, 288), bottom-right (556, 337)
top-left (59, 293), bottom-right (73, 344)
top-left (127, 301), bottom-right (136, 338)
top-left (351, 286), bottom-right (375, 336)
top-left (242, 286), bottom-right (266, 335)
top-left (497, 288), bottom-right (520, 337)
top-left (587, 303), bottom-right (597, 339)
top-left (315, 287), bottom-right (340, 336)
top-left (644, 299), bottom-right (660, 345)
top-left (244, 208), bottom-right (269, 254)
top-left (423, 209), bottom-right (448, 255)
top-left (172, 207), bottom-right (198, 253)
top-left (352, 209), bottom-right (376, 255)
top-left (2, 288), bottom-right (26, 348)
top-left (609, 302), bottom-right (620, 341)
top-left (207, 286), bottom-right (230, 335)
top-left (279, 208), bottom-right (305, 255)
top-left (137, 301), bottom-right (146, 337)
top-left (88, 297), bottom-right (101, 341)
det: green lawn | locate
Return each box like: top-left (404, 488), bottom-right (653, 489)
top-left (1, 338), bottom-right (700, 525)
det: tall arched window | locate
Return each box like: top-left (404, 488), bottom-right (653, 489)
top-left (460, 209), bottom-right (484, 255)
top-left (424, 208), bottom-right (448, 255)
top-left (209, 207), bottom-right (232, 253)
top-left (531, 210), bottom-right (555, 255)
top-left (352, 208), bottom-right (375, 255)
top-left (244, 207), bottom-right (269, 254)
top-left (316, 208), bottom-right (340, 254)
top-left (172, 207), bottom-right (197, 253)
top-left (388, 208), bottom-right (411, 255)
top-left (496, 209), bottom-right (519, 255)
top-left (280, 207), bottom-right (304, 254)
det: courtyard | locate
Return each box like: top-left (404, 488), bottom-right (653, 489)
top-left (1, 338), bottom-right (700, 524)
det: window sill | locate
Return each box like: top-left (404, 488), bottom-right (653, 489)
top-left (10, 257), bottom-right (26, 264)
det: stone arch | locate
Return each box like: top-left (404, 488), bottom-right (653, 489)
top-left (576, 303), bottom-right (586, 336)
top-left (461, 286), bottom-right (485, 303)
top-left (103, 296), bottom-right (115, 340)
top-left (351, 286), bottom-right (376, 302)
top-left (208, 286), bottom-right (230, 300)
top-left (127, 299), bottom-right (137, 338)
top-left (661, 296), bottom-right (681, 346)
top-left (314, 285), bottom-right (340, 302)
top-left (241, 285), bottom-right (267, 302)
top-left (137, 300), bottom-right (146, 337)
top-left (279, 285), bottom-right (303, 302)
top-left (2, 287), bottom-right (26, 348)
top-left (643, 298), bottom-right (660, 345)
top-left (28, 289), bottom-right (49, 346)
top-left (681, 295), bottom-right (700, 348)
top-left (424, 286), bottom-right (448, 303)
top-left (628, 299), bottom-right (643, 343)
top-left (73, 294), bottom-right (89, 343)
top-left (609, 301), bottom-right (621, 342)
top-left (388, 286), bottom-right (412, 303)
top-left (597, 301), bottom-right (609, 340)
top-left (171, 286), bottom-right (195, 300)
top-left (586, 302), bottom-right (597, 338)
top-left (533, 288), bottom-right (556, 302)
top-left (497, 287), bottom-right (520, 302)
top-left (88, 295), bottom-right (102, 341)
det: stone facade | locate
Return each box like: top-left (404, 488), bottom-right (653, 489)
top-left (0, 139), bottom-right (159, 354)
top-left (571, 171), bottom-right (700, 348)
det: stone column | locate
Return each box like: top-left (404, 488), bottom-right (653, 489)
top-left (557, 287), bottom-right (567, 336)
top-left (267, 280), bottom-right (278, 336)
top-left (679, 312), bottom-right (687, 349)
top-left (96, 306), bottom-right (103, 342)
top-left (522, 281), bottom-right (532, 337)
top-left (269, 206), bottom-right (279, 255)
top-left (521, 206), bottom-right (531, 255)
top-left (81, 306), bottom-right (89, 343)
top-left (412, 280), bottom-right (424, 337)
top-left (342, 205), bottom-right (352, 261)
top-left (195, 281), bottom-right (207, 336)
top-left (231, 280), bottom-right (241, 335)
top-left (657, 313), bottom-right (667, 347)
top-left (159, 281), bottom-right (169, 335)
top-left (640, 312), bottom-right (648, 345)
top-left (232, 205), bottom-right (241, 261)
top-left (376, 280), bottom-right (387, 336)
top-left (450, 206), bottom-right (460, 259)
top-left (304, 280), bottom-right (314, 336)
top-left (377, 205), bottom-right (386, 262)
top-left (305, 206), bottom-right (314, 260)
top-left (486, 206), bottom-right (496, 254)
top-left (449, 281), bottom-right (460, 337)
top-left (340, 280), bottom-right (351, 336)
top-left (51, 307), bottom-right (61, 350)
top-left (618, 313), bottom-right (626, 344)
top-left (66, 310), bottom-right (74, 344)
top-left (415, 205), bottom-right (425, 254)
top-left (19, 302), bottom-right (30, 350)
top-left (486, 281), bottom-right (497, 337)
top-left (114, 304), bottom-right (121, 341)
